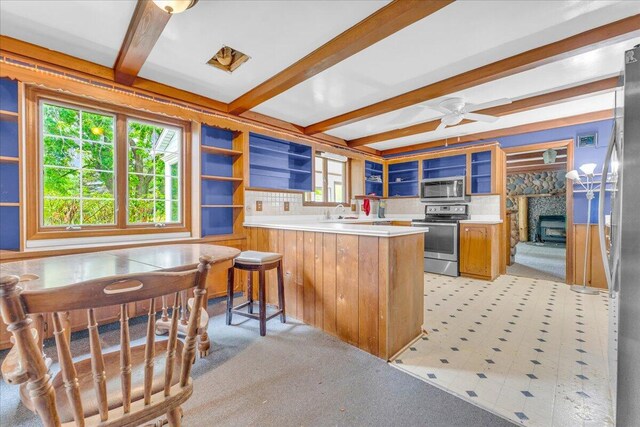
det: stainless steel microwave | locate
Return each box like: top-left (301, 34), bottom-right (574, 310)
top-left (420, 176), bottom-right (469, 203)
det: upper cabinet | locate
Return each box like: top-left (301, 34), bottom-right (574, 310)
top-left (201, 125), bottom-right (243, 237)
top-left (469, 150), bottom-right (492, 194)
top-left (423, 154), bottom-right (466, 180)
top-left (249, 133), bottom-right (312, 192)
top-left (0, 78), bottom-right (20, 251)
top-left (420, 145), bottom-right (501, 196)
top-left (388, 160), bottom-right (419, 197)
top-left (364, 160), bottom-right (384, 196)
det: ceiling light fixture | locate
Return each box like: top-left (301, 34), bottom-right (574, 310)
top-left (543, 148), bottom-right (557, 164)
top-left (153, 0), bottom-right (198, 14)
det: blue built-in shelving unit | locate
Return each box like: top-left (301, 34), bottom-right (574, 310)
top-left (364, 160), bottom-right (384, 196)
top-left (388, 161), bottom-right (419, 197)
top-left (470, 150), bottom-right (492, 194)
top-left (0, 77), bottom-right (20, 251)
top-left (249, 133), bottom-right (312, 191)
top-left (201, 125), bottom-right (242, 237)
top-left (422, 154), bottom-right (466, 180)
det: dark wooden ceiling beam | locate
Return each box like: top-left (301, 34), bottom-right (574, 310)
top-left (114, 0), bottom-right (172, 85)
top-left (347, 75), bottom-right (620, 147)
top-left (381, 109), bottom-right (614, 157)
top-left (227, 0), bottom-right (454, 115)
top-left (307, 14), bottom-right (639, 135)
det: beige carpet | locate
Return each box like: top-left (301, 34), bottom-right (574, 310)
top-left (508, 242), bottom-right (566, 282)
top-left (0, 297), bottom-right (514, 427)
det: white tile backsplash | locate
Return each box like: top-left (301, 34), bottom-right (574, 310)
top-left (383, 195), bottom-right (501, 218)
top-left (245, 190), bottom-right (327, 216)
top-left (245, 191), bottom-right (501, 219)
top-left (467, 195), bottom-right (501, 216)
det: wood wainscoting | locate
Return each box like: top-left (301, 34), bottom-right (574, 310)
top-left (246, 226), bottom-right (424, 360)
top-left (573, 224), bottom-right (607, 289)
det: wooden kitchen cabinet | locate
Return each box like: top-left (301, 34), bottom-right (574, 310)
top-left (460, 223), bottom-right (499, 281)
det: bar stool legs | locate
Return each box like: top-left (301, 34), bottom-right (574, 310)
top-left (226, 257), bottom-right (286, 336)
top-left (258, 270), bottom-right (266, 336)
top-left (225, 266), bottom-right (234, 326)
top-left (247, 271), bottom-right (254, 314)
top-left (277, 262), bottom-right (286, 323)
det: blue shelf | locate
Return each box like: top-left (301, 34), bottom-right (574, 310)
top-left (0, 78), bottom-right (18, 113)
top-left (365, 160), bottom-right (384, 196)
top-left (201, 125), bottom-right (237, 237)
top-left (0, 206), bottom-right (19, 250)
top-left (388, 168), bottom-right (416, 174)
top-left (251, 163), bottom-right (311, 175)
top-left (251, 144), bottom-right (311, 160)
top-left (201, 207), bottom-right (234, 236)
top-left (249, 133), bottom-right (312, 191)
top-left (387, 161), bottom-right (418, 197)
top-left (0, 78), bottom-right (19, 251)
top-left (0, 118), bottom-right (18, 158)
top-left (470, 151), bottom-right (492, 194)
top-left (423, 154), bottom-right (467, 180)
top-left (201, 152), bottom-right (233, 177)
top-left (389, 180), bottom-right (418, 185)
top-left (202, 125), bottom-right (233, 150)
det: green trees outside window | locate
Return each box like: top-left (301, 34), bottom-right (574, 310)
top-left (40, 102), bottom-right (182, 229)
top-left (42, 103), bottom-right (116, 226)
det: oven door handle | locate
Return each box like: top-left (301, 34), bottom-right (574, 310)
top-left (418, 222), bottom-right (458, 227)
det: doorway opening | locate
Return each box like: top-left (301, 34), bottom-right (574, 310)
top-left (503, 140), bottom-right (574, 283)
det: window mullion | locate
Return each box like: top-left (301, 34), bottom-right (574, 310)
top-left (116, 114), bottom-right (128, 229)
top-left (323, 158), bottom-right (329, 203)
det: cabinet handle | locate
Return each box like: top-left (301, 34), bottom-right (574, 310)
top-left (465, 228), bottom-right (469, 231)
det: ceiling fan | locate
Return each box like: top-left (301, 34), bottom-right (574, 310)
top-left (395, 97), bottom-right (512, 130)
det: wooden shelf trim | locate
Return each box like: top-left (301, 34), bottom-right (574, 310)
top-left (0, 202), bottom-right (20, 207)
top-left (0, 156), bottom-right (20, 163)
top-left (201, 175), bottom-right (243, 182)
top-left (201, 145), bottom-right (243, 157)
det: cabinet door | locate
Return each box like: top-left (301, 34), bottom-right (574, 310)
top-left (460, 225), bottom-right (489, 276)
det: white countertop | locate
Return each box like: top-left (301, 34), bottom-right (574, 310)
top-left (459, 215), bottom-right (503, 224)
top-left (244, 216), bottom-right (423, 237)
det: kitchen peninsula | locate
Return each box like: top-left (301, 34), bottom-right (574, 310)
top-left (244, 219), bottom-right (424, 360)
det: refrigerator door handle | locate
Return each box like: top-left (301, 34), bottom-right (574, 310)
top-left (598, 123), bottom-right (616, 297)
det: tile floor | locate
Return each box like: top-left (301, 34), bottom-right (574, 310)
top-left (391, 273), bottom-right (613, 427)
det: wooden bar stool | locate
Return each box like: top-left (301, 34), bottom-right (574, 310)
top-left (226, 251), bottom-right (285, 336)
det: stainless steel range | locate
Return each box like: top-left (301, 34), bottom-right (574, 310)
top-left (411, 204), bottom-right (469, 276)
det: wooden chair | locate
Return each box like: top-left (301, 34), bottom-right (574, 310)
top-left (0, 255), bottom-right (215, 427)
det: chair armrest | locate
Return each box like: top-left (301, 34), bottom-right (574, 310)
top-left (1, 329), bottom-right (37, 385)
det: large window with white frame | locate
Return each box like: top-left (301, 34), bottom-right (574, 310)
top-left (28, 89), bottom-right (190, 240)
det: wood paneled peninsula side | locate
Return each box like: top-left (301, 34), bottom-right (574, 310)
top-left (244, 220), bottom-right (424, 360)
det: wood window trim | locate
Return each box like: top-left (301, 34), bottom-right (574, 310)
top-left (25, 86), bottom-right (192, 241)
top-left (303, 156), bottom-right (350, 206)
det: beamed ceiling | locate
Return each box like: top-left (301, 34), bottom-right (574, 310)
top-left (1, 0), bottom-right (638, 157)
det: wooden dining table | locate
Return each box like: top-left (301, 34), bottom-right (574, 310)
top-left (0, 244), bottom-right (240, 354)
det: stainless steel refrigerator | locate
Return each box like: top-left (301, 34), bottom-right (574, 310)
top-left (599, 44), bottom-right (640, 426)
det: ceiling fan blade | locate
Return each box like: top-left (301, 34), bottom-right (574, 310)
top-left (466, 98), bottom-right (512, 112)
top-left (428, 104), bottom-right (453, 115)
top-left (436, 121), bottom-right (448, 131)
top-left (464, 112), bottom-right (499, 123)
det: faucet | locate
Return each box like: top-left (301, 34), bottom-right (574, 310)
top-left (334, 204), bottom-right (345, 219)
